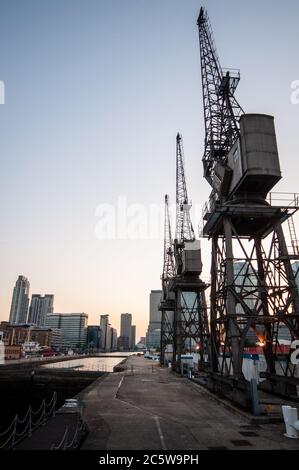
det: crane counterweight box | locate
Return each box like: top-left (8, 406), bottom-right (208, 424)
top-left (227, 113), bottom-right (282, 198)
top-left (182, 241), bottom-right (202, 275)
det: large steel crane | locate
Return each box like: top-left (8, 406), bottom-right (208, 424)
top-left (197, 7), bottom-right (299, 407)
top-left (159, 195), bottom-right (176, 366)
top-left (174, 133), bottom-right (195, 277)
top-left (170, 133), bottom-right (210, 372)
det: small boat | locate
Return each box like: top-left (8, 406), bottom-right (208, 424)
top-left (22, 341), bottom-right (42, 356)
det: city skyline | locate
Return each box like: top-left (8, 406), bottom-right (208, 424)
top-left (0, 0), bottom-right (298, 341)
top-left (6, 273), bottom-right (143, 338)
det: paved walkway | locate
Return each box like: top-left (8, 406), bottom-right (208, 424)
top-left (79, 356), bottom-right (299, 450)
top-left (16, 414), bottom-right (78, 450)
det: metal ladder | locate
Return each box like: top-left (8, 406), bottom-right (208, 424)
top-left (288, 216), bottom-right (299, 255)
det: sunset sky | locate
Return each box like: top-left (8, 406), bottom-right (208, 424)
top-left (0, 0), bottom-right (298, 340)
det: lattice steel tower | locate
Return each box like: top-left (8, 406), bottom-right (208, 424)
top-left (197, 7), bottom-right (299, 406)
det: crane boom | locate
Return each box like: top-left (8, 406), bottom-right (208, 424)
top-left (175, 133), bottom-right (195, 242)
top-left (197, 7), bottom-right (243, 189)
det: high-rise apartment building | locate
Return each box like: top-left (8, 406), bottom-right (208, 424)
top-left (28, 294), bottom-right (54, 326)
top-left (87, 325), bottom-right (101, 349)
top-left (9, 275), bottom-right (30, 324)
top-left (120, 313), bottom-right (132, 351)
top-left (146, 290), bottom-right (162, 349)
top-left (149, 291), bottom-right (162, 330)
top-left (45, 313), bottom-right (87, 350)
top-left (233, 262), bottom-right (259, 343)
top-left (117, 335), bottom-right (130, 351)
top-left (233, 262), bottom-right (257, 315)
top-left (100, 314), bottom-right (110, 352)
top-left (120, 313), bottom-right (132, 339)
top-left (111, 328), bottom-right (118, 351)
top-left (130, 325), bottom-right (136, 350)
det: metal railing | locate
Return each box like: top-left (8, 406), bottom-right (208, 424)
top-left (0, 392), bottom-right (57, 449)
top-left (200, 192), bottom-right (299, 234)
top-left (267, 192), bottom-right (299, 207)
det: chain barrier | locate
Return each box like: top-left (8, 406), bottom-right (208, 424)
top-left (51, 419), bottom-right (86, 450)
top-left (0, 391), bottom-right (57, 449)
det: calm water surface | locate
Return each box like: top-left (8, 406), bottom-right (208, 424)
top-left (40, 353), bottom-right (134, 372)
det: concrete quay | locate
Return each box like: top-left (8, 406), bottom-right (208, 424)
top-left (79, 356), bottom-right (299, 450)
top-left (0, 353), bottom-right (129, 371)
top-left (12, 355), bottom-right (299, 450)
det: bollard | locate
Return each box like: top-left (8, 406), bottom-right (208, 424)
top-left (282, 406), bottom-right (299, 438)
top-left (250, 378), bottom-right (261, 416)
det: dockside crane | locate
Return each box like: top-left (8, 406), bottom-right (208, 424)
top-left (159, 195), bottom-right (176, 366)
top-left (197, 7), bottom-right (299, 406)
top-left (174, 133), bottom-right (195, 275)
top-left (169, 133), bottom-right (210, 372)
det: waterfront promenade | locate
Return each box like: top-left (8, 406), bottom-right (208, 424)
top-left (12, 355), bottom-right (299, 450)
top-left (79, 356), bottom-right (299, 450)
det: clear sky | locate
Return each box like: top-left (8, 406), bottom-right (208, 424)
top-left (0, 0), bottom-right (298, 340)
